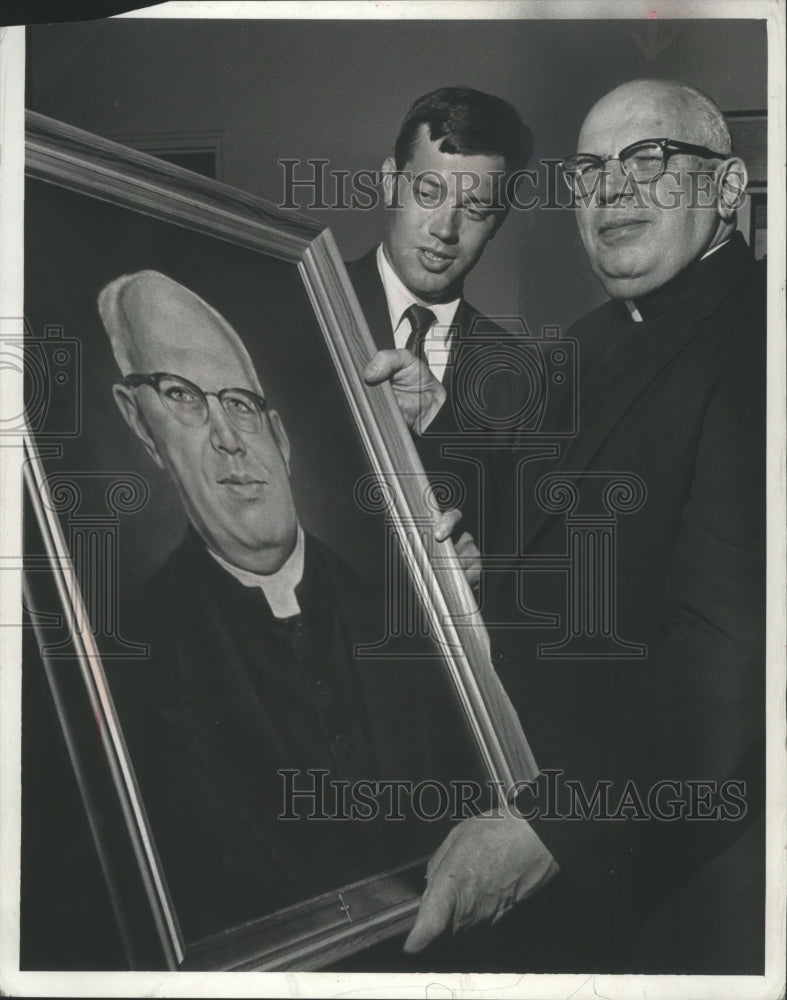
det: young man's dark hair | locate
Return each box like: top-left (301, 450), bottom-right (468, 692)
top-left (393, 86), bottom-right (533, 175)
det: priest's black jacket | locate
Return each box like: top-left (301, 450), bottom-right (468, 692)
top-left (482, 233), bottom-right (766, 972)
top-left (108, 527), bottom-right (476, 948)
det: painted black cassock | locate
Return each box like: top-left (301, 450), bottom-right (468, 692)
top-left (109, 528), bottom-right (475, 946)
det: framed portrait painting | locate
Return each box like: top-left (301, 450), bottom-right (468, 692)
top-left (20, 110), bottom-right (535, 972)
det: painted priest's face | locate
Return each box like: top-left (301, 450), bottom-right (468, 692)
top-left (113, 272), bottom-right (298, 574)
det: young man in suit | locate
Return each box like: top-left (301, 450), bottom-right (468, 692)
top-left (354, 87), bottom-right (533, 555)
top-left (372, 79), bottom-right (766, 974)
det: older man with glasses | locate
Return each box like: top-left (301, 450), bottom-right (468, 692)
top-left (376, 79), bottom-right (766, 975)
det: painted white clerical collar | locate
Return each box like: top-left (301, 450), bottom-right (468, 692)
top-left (376, 243), bottom-right (461, 333)
top-left (207, 524), bottom-right (305, 619)
top-left (624, 300), bottom-right (645, 322)
top-left (624, 237), bottom-right (734, 323)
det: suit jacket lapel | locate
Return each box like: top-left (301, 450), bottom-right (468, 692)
top-left (523, 237), bottom-right (758, 548)
top-left (345, 247), bottom-right (395, 351)
top-left (523, 309), bottom-right (698, 548)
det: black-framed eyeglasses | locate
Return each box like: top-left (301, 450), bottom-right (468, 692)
top-left (559, 137), bottom-right (730, 194)
top-left (122, 372), bottom-right (268, 434)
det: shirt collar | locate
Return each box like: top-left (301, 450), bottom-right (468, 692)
top-left (376, 243), bottom-right (461, 332)
top-left (207, 524), bottom-right (305, 619)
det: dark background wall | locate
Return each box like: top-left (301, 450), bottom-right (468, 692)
top-left (27, 17), bottom-right (767, 335)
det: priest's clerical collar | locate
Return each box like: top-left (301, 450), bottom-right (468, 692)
top-left (207, 524), bottom-right (305, 619)
top-left (625, 235), bottom-right (740, 323)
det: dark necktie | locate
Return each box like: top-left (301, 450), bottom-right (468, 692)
top-left (403, 304), bottom-right (437, 364)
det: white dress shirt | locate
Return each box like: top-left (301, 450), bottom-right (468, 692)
top-left (207, 524), bottom-right (305, 619)
top-left (376, 244), bottom-right (461, 383)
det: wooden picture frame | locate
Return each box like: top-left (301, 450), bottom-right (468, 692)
top-left (21, 110), bottom-right (536, 972)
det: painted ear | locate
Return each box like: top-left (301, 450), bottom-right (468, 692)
top-left (268, 408), bottom-right (291, 473)
top-left (112, 384), bottom-right (165, 470)
top-left (717, 156), bottom-right (749, 220)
